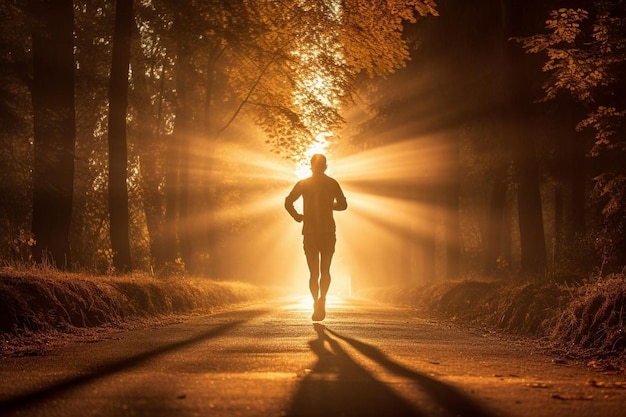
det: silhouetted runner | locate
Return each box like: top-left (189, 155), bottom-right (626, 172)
top-left (285, 154), bottom-right (347, 321)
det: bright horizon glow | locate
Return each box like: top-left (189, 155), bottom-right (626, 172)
top-left (284, 294), bottom-right (350, 313)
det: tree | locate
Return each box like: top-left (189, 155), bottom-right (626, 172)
top-left (30, 0), bottom-right (76, 269)
top-left (72, 0), bottom-right (117, 270)
top-left (0, 3), bottom-right (33, 262)
top-left (107, 0), bottom-right (134, 272)
top-left (130, 26), bottom-right (169, 269)
top-left (518, 1), bottom-right (626, 270)
top-left (502, 0), bottom-right (548, 276)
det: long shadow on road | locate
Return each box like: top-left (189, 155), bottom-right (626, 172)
top-left (287, 324), bottom-right (495, 417)
top-left (0, 309), bottom-right (268, 416)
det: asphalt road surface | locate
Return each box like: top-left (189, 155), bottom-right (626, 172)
top-left (1, 296), bottom-right (625, 417)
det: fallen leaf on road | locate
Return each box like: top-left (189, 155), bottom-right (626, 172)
top-left (587, 379), bottom-right (626, 389)
top-left (587, 360), bottom-right (622, 373)
top-left (525, 382), bottom-right (552, 388)
top-left (551, 394), bottom-right (594, 401)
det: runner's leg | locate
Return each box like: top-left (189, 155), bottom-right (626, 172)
top-left (306, 250), bottom-right (320, 302)
top-left (319, 251), bottom-right (333, 300)
top-left (319, 233), bottom-right (336, 301)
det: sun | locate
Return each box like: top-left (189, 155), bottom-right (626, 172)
top-left (294, 132), bottom-right (333, 179)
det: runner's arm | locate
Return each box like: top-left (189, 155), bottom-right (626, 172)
top-left (285, 183), bottom-right (304, 222)
top-left (333, 183), bottom-right (347, 211)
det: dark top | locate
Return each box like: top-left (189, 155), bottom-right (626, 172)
top-left (285, 173), bottom-right (347, 235)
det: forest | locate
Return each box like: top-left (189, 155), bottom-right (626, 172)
top-left (0, 0), bottom-right (625, 295)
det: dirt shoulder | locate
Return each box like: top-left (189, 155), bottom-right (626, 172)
top-left (359, 275), bottom-right (626, 372)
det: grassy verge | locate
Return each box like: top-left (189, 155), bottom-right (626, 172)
top-left (0, 266), bottom-right (267, 355)
top-left (3, 264), bottom-right (624, 370)
top-left (361, 274), bottom-right (626, 370)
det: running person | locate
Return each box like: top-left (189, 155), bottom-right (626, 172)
top-left (285, 154), bottom-right (347, 321)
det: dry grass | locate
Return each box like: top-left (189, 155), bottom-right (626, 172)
top-left (549, 274), bottom-right (626, 360)
top-left (362, 274), bottom-right (626, 368)
top-left (3, 264), bottom-right (624, 368)
top-left (0, 265), bottom-right (266, 352)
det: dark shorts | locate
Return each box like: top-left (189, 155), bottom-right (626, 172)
top-left (303, 233), bottom-right (336, 256)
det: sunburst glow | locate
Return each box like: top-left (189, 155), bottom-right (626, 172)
top-left (294, 132), bottom-right (333, 179)
top-left (164, 0), bottom-right (454, 297)
top-left (196, 122), bottom-right (453, 297)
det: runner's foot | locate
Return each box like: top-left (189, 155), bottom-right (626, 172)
top-left (311, 299), bottom-right (325, 321)
top-left (312, 297), bottom-right (326, 321)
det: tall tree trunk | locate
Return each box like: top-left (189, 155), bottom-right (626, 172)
top-left (163, 131), bottom-right (181, 262)
top-left (513, 133), bottom-right (547, 275)
top-left (30, 0), bottom-right (76, 269)
top-left (503, 0), bottom-right (547, 277)
top-left (420, 186), bottom-right (437, 282)
top-left (444, 137), bottom-right (461, 279)
top-left (569, 133), bottom-right (586, 237)
top-left (131, 31), bottom-right (167, 269)
top-left (107, 0), bottom-right (134, 272)
top-left (558, 125), bottom-right (586, 270)
top-left (553, 184), bottom-right (563, 268)
top-left (163, 58), bottom-right (181, 265)
top-left (405, 184), bottom-right (421, 284)
top-left (175, 36), bottom-right (193, 270)
top-left (203, 47), bottom-right (224, 277)
top-left (550, 105), bottom-right (588, 269)
top-left (162, 10), bottom-right (194, 268)
top-left (484, 164), bottom-right (509, 274)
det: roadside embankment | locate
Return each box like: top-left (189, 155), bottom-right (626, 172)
top-left (2, 265), bottom-right (624, 370)
top-left (361, 274), bottom-right (626, 370)
top-left (0, 266), bottom-right (267, 354)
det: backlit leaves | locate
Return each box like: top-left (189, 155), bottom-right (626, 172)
top-left (226, 0), bottom-right (438, 160)
top-left (577, 106), bottom-right (626, 156)
top-left (340, 0), bottom-right (437, 78)
top-left (517, 1), bottom-right (626, 153)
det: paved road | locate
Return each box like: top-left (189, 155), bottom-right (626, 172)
top-left (0, 296), bottom-right (624, 417)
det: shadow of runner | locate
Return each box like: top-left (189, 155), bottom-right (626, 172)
top-left (287, 323), bottom-right (424, 417)
top-left (325, 327), bottom-right (496, 417)
top-left (0, 309), bottom-right (268, 415)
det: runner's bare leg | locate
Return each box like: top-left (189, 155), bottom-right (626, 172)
top-left (319, 251), bottom-right (333, 300)
top-left (306, 251), bottom-right (320, 302)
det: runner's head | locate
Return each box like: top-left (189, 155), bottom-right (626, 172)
top-left (310, 154), bottom-right (327, 175)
